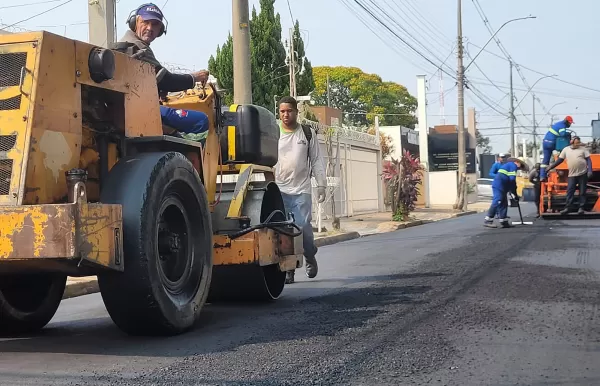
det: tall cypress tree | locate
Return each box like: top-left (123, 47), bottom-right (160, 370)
top-left (291, 21), bottom-right (314, 97)
top-left (207, 0), bottom-right (314, 110)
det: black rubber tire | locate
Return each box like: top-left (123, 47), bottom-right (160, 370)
top-left (0, 274), bottom-right (66, 333)
top-left (98, 152), bottom-right (213, 336)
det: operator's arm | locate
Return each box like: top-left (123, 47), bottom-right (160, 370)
top-left (528, 169), bottom-right (539, 184)
top-left (507, 164), bottom-right (518, 195)
top-left (489, 163), bottom-right (499, 178)
top-left (548, 148), bottom-right (567, 171)
top-left (555, 122), bottom-right (568, 137)
top-left (585, 149), bottom-right (592, 175)
top-left (308, 128), bottom-right (327, 189)
top-left (156, 69), bottom-right (195, 93)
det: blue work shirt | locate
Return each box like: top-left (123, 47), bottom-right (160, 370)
top-left (543, 120), bottom-right (568, 142)
top-left (492, 162), bottom-right (518, 193)
top-left (489, 161), bottom-right (503, 178)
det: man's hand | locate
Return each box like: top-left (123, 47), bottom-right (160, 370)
top-left (192, 69), bottom-right (210, 85)
top-left (317, 187), bottom-right (326, 203)
top-left (588, 171), bottom-right (593, 178)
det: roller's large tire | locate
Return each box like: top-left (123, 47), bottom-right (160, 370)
top-left (0, 274), bottom-right (66, 333)
top-left (98, 152), bottom-right (213, 336)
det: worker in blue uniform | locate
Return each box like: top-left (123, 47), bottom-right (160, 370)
top-left (540, 115), bottom-right (573, 180)
top-left (489, 153), bottom-right (508, 178)
top-left (484, 157), bottom-right (528, 228)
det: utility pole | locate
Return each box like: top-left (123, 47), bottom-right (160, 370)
top-left (88, 0), bottom-right (116, 48)
top-left (532, 93), bottom-right (537, 162)
top-left (288, 28), bottom-right (297, 98)
top-left (509, 60), bottom-right (515, 156)
top-left (326, 74), bottom-right (331, 107)
top-left (455, 0), bottom-right (467, 211)
top-left (232, 0), bottom-right (252, 104)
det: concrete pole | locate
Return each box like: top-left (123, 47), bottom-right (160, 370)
top-left (417, 75), bottom-right (430, 208)
top-left (88, 0), bottom-right (116, 48)
top-left (522, 137), bottom-right (527, 159)
top-left (232, 0), bottom-right (252, 104)
top-left (456, 0), bottom-right (467, 211)
top-left (375, 116), bottom-right (385, 212)
top-left (509, 61), bottom-right (515, 156)
top-left (532, 93), bottom-right (538, 163)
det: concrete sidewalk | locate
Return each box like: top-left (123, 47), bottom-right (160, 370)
top-left (63, 203), bottom-right (488, 300)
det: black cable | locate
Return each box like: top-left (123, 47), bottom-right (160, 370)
top-left (2, 0), bottom-right (73, 29)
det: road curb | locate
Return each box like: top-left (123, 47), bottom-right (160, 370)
top-left (315, 231), bottom-right (361, 247)
top-left (451, 210), bottom-right (479, 217)
top-left (62, 278), bottom-right (99, 300)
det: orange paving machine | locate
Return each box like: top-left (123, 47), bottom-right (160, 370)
top-left (540, 139), bottom-right (600, 218)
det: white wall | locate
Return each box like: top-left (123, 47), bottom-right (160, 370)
top-left (429, 171), bottom-right (458, 207)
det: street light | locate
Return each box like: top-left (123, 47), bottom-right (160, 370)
top-left (512, 74), bottom-right (557, 111)
top-left (464, 15), bottom-right (536, 72)
top-left (545, 101), bottom-right (566, 125)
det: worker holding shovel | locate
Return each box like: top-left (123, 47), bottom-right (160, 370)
top-left (484, 157), bottom-right (528, 228)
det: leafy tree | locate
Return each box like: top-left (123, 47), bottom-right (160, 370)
top-left (367, 127), bottom-right (394, 159)
top-left (476, 129), bottom-right (493, 154)
top-left (208, 0), bottom-right (314, 109)
top-left (312, 66), bottom-right (417, 128)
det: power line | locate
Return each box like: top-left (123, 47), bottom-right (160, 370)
top-left (338, 0), bottom-right (438, 73)
top-left (0, 0), bottom-right (61, 10)
top-left (348, 0), bottom-right (457, 79)
top-left (2, 0), bottom-right (73, 29)
top-left (286, 0), bottom-right (294, 22)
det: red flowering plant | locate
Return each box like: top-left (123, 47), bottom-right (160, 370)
top-left (382, 150), bottom-right (423, 221)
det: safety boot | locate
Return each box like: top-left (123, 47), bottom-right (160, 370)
top-left (499, 219), bottom-right (513, 228)
top-left (560, 208), bottom-right (569, 215)
top-left (305, 256), bottom-right (318, 278)
top-left (285, 271), bottom-right (295, 284)
top-left (578, 208), bottom-right (585, 215)
top-left (483, 217), bottom-right (496, 228)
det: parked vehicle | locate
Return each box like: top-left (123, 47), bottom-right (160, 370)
top-left (477, 178), bottom-right (493, 199)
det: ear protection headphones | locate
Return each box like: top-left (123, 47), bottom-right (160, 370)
top-left (126, 3), bottom-right (168, 38)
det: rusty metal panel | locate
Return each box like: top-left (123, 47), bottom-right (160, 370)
top-left (213, 233), bottom-right (257, 266)
top-left (0, 203), bottom-right (123, 272)
top-left (0, 204), bottom-right (77, 259)
top-left (0, 39), bottom-right (39, 205)
top-left (23, 33), bottom-right (82, 205)
top-left (79, 203), bottom-right (123, 271)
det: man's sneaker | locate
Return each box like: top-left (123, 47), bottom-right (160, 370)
top-left (305, 256), bottom-right (318, 279)
top-left (483, 219), bottom-right (495, 228)
top-left (578, 208), bottom-right (585, 215)
top-left (285, 271), bottom-right (295, 284)
top-left (499, 219), bottom-right (513, 228)
top-left (560, 208), bottom-right (569, 215)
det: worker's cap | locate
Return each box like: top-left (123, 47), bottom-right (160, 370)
top-left (498, 153), bottom-right (507, 158)
top-left (137, 3), bottom-right (165, 23)
top-left (565, 115), bottom-right (574, 124)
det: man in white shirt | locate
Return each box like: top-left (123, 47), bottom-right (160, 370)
top-left (275, 96), bottom-right (327, 284)
top-left (546, 136), bottom-right (593, 215)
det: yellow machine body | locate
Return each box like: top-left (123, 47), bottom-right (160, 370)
top-left (0, 31), bottom-right (302, 335)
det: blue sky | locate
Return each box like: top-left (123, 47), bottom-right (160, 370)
top-left (2, 0), bottom-right (600, 153)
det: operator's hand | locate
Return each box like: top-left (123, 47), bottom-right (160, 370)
top-left (317, 187), bottom-right (326, 203)
top-left (192, 69), bottom-right (210, 85)
top-left (588, 171), bottom-right (593, 178)
top-left (513, 193), bottom-right (520, 201)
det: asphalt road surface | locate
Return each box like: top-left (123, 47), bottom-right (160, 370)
top-left (1, 203), bottom-right (599, 386)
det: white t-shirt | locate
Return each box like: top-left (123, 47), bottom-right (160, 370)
top-left (275, 124), bottom-right (327, 195)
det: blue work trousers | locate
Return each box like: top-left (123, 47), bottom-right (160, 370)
top-left (540, 139), bottom-right (556, 179)
top-left (281, 192), bottom-right (318, 259)
top-left (159, 105), bottom-right (209, 134)
top-left (487, 188), bottom-right (509, 220)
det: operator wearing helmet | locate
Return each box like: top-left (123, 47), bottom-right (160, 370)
top-left (111, 3), bottom-right (210, 139)
top-left (540, 115), bottom-right (574, 181)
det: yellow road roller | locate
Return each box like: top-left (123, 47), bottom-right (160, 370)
top-left (0, 31), bottom-right (303, 336)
